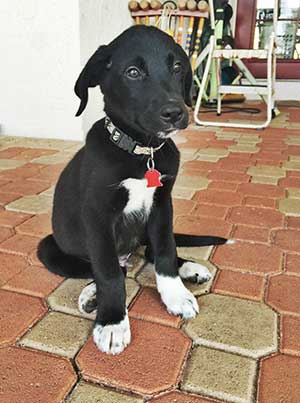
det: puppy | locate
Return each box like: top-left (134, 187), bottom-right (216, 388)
top-left (38, 26), bottom-right (227, 355)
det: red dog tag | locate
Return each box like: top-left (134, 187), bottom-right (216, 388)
top-left (144, 168), bottom-right (163, 188)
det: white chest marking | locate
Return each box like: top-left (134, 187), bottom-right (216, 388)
top-left (121, 178), bottom-right (156, 216)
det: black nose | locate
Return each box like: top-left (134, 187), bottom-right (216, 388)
top-left (160, 104), bottom-right (184, 124)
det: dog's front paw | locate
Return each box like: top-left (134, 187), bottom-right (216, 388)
top-left (93, 314), bottom-right (131, 355)
top-left (78, 282), bottom-right (97, 314)
top-left (156, 275), bottom-right (199, 319)
top-left (179, 261), bottom-right (212, 284)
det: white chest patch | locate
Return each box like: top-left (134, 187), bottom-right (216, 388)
top-left (121, 178), bottom-right (156, 216)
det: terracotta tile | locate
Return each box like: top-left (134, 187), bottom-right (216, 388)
top-left (258, 354), bottom-right (300, 403)
top-left (286, 217), bottom-right (300, 231)
top-left (216, 159), bottom-right (249, 172)
top-left (193, 189), bottom-right (243, 206)
top-left (273, 229), bottom-right (300, 252)
top-left (0, 191), bottom-right (22, 206)
top-left (0, 210), bottom-right (31, 227)
top-left (237, 183), bottom-right (285, 198)
top-left (266, 274), bottom-right (300, 315)
top-left (29, 248), bottom-right (43, 266)
top-left (182, 168), bottom-right (210, 177)
top-left (0, 252), bottom-right (28, 286)
top-left (182, 160), bottom-right (217, 171)
top-left (243, 196), bottom-right (276, 209)
top-left (192, 203), bottom-right (228, 219)
top-left (13, 148), bottom-right (58, 161)
top-left (281, 315), bottom-right (300, 356)
top-left (228, 206), bottom-right (284, 229)
top-left (208, 171), bottom-right (250, 183)
top-left (0, 179), bottom-right (51, 196)
top-left (0, 290), bottom-right (47, 345)
top-left (0, 346), bottom-right (76, 403)
top-left (0, 163), bottom-right (43, 179)
top-left (232, 225), bottom-right (270, 243)
top-left (16, 213), bottom-right (52, 237)
top-left (150, 391), bottom-right (226, 403)
top-left (76, 318), bottom-right (191, 395)
top-left (285, 253), bottom-right (300, 276)
top-left (0, 226), bottom-right (14, 243)
top-left (3, 265), bottom-right (63, 297)
top-left (31, 163), bottom-right (65, 183)
top-left (174, 216), bottom-right (232, 238)
top-left (207, 181), bottom-right (239, 192)
top-left (212, 242), bottom-right (282, 274)
top-left (129, 287), bottom-right (181, 327)
top-left (173, 199), bottom-right (196, 216)
top-left (213, 270), bottom-right (265, 300)
top-left (0, 147), bottom-right (25, 158)
top-left (0, 234), bottom-right (39, 256)
top-left (279, 176), bottom-right (300, 188)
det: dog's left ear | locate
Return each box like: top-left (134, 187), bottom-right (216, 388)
top-left (74, 45), bottom-right (111, 116)
top-left (184, 63), bottom-right (193, 107)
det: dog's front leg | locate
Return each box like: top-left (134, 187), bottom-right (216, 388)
top-left (147, 198), bottom-right (199, 319)
top-left (84, 216), bottom-right (130, 355)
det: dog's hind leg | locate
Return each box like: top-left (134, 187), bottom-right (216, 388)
top-left (38, 234), bottom-right (93, 278)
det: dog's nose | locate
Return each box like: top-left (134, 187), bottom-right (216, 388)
top-left (160, 104), bottom-right (183, 124)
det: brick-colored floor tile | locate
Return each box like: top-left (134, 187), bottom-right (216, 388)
top-left (21, 311), bottom-right (92, 358)
top-left (66, 381), bottom-right (143, 403)
top-left (0, 147), bottom-right (26, 159)
top-left (0, 346), bottom-right (76, 403)
top-left (273, 229), bottom-right (300, 252)
top-left (281, 315), bottom-right (300, 356)
top-left (228, 206), bottom-right (284, 228)
top-left (232, 225), bottom-right (270, 243)
top-left (0, 191), bottom-right (22, 206)
top-left (0, 210), bottom-right (31, 227)
top-left (212, 242), bottom-right (282, 274)
top-left (174, 216), bottom-right (232, 238)
top-left (0, 226), bottom-right (14, 243)
top-left (0, 163), bottom-right (43, 180)
top-left (175, 176), bottom-right (210, 190)
top-left (208, 171), bottom-right (250, 183)
top-left (285, 253), bottom-right (300, 276)
top-left (182, 346), bottom-right (256, 403)
top-left (16, 213), bottom-right (52, 237)
top-left (258, 354), bottom-right (300, 403)
top-left (237, 182), bottom-right (285, 198)
top-left (0, 252), bottom-right (28, 286)
top-left (173, 198), bottom-right (196, 216)
top-left (129, 287), bottom-right (181, 327)
top-left (14, 148), bottom-right (58, 161)
top-left (286, 216), bottom-right (300, 229)
top-left (243, 195), bottom-right (276, 209)
top-left (3, 265), bottom-right (63, 297)
top-left (213, 270), bottom-right (265, 300)
top-left (185, 294), bottom-right (277, 358)
top-left (30, 163), bottom-right (65, 183)
top-left (6, 194), bottom-right (53, 214)
top-left (207, 181), bottom-right (239, 192)
top-left (183, 160), bottom-right (216, 171)
top-left (0, 179), bottom-right (51, 196)
top-left (193, 189), bottom-right (243, 206)
top-left (266, 274), bottom-right (300, 315)
top-left (76, 319), bottom-right (191, 395)
top-left (216, 159), bottom-right (249, 172)
top-left (0, 234), bottom-right (39, 256)
top-left (192, 203), bottom-right (228, 219)
top-left (150, 391), bottom-right (226, 403)
top-left (279, 176), bottom-right (300, 188)
top-left (177, 245), bottom-right (213, 261)
top-left (0, 290), bottom-right (47, 345)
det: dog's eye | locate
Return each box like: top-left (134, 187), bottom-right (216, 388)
top-left (173, 62), bottom-right (182, 74)
top-left (125, 67), bottom-right (142, 80)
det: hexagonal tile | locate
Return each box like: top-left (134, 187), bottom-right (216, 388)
top-left (76, 318), bottom-right (191, 395)
top-left (185, 294), bottom-right (278, 358)
top-left (0, 290), bottom-right (47, 346)
top-left (66, 381), bottom-right (143, 403)
top-left (278, 199), bottom-right (300, 216)
top-left (266, 274), bottom-right (300, 315)
top-left (0, 346), bottom-right (76, 403)
top-left (149, 391), bottom-right (226, 403)
top-left (182, 346), bottom-right (256, 403)
top-left (6, 194), bottom-right (52, 214)
top-left (21, 311), bottom-right (93, 358)
top-left (258, 354), bottom-right (300, 403)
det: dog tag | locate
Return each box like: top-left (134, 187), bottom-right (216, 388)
top-left (144, 168), bottom-right (163, 188)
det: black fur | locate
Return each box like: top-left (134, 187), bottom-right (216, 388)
top-left (38, 26), bottom-right (226, 330)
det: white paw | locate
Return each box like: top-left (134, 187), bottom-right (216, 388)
top-left (179, 261), bottom-right (212, 284)
top-left (93, 314), bottom-right (131, 355)
top-left (78, 282), bottom-right (97, 314)
top-left (156, 274), bottom-right (199, 319)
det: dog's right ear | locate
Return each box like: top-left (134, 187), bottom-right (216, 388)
top-left (74, 45), bottom-right (111, 116)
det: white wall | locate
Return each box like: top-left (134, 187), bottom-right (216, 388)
top-left (0, 0), bottom-right (83, 140)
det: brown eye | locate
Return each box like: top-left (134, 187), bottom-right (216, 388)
top-left (125, 67), bottom-right (141, 79)
top-left (174, 62), bottom-right (182, 74)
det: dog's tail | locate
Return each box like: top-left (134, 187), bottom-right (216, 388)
top-left (37, 235), bottom-right (92, 278)
top-left (174, 234), bottom-right (232, 247)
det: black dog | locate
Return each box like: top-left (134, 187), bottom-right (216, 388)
top-left (38, 26), bottom-right (227, 355)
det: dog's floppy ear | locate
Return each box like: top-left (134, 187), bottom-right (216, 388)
top-left (74, 45), bottom-right (111, 116)
top-left (184, 63), bottom-right (193, 107)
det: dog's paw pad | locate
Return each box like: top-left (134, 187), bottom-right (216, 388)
top-left (179, 261), bottom-right (212, 284)
top-left (78, 282), bottom-right (97, 314)
top-left (93, 314), bottom-right (131, 355)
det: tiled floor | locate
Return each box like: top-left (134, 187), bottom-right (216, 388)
top-left (0, 103), bottom-right (300, 403)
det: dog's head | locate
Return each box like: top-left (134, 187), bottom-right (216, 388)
top-left (74, 25), bottom-right (192, 140)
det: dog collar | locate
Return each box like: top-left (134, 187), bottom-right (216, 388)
top-left (104, 117), bottom-right (165, 156)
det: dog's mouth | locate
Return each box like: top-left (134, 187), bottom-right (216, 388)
top-left (157, 129), bottom-right (179, 139)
